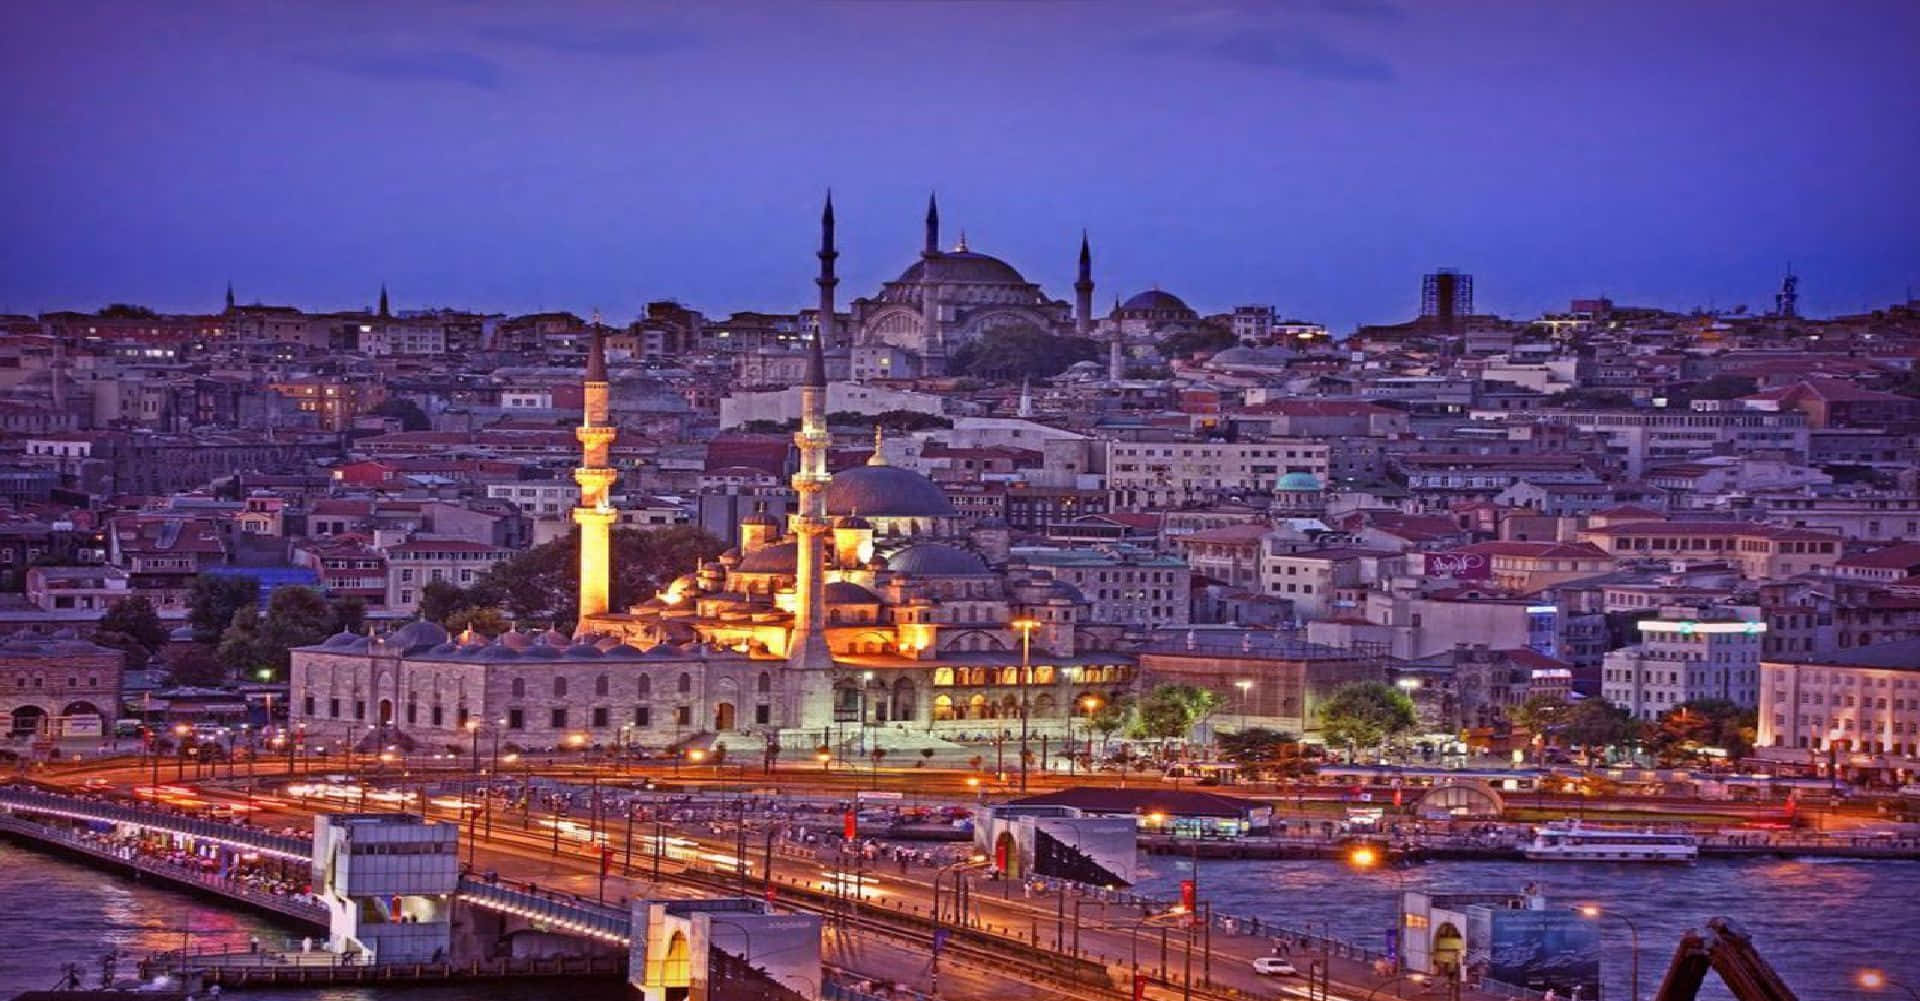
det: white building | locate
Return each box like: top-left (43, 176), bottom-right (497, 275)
top-left (718, 381), bottom-right (944, 429)
top-left (1601, 611), bottom-right (1765, 721)
top-left (1756, 639), bottom-right (1920, 778)
top-left (384, 540), bottom-right (513, 611)
top-left (1107, 439), bottom-right (1329, 510)
top-left (485, 481), bottom-right (579, 517)
top-left (311, 813), bottom-right (458, 963)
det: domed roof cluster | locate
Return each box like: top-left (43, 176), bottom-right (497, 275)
top-left (826, 465), bottom-right (957, 519)
top-left (1121, 289), bottom-right (1193, 314)
top-left (886, 543), bottom-right (989, 576)
top-left (737, 540), bottom-right (799, 574)
top-left (824, 581), bottom-right (880, 604)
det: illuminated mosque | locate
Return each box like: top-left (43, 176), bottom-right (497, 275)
top-left (291, 197), bottom-right (1137, 756)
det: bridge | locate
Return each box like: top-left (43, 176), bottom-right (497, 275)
top-left (0, 785), bottom-right (310, 861)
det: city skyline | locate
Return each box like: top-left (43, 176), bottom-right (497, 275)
top-left (3, 1), bottom-right (1917, 329)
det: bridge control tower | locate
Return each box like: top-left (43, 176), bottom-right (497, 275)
top-left (312, 813), bottom-right (459, 963)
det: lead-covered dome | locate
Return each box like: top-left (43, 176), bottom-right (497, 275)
top-left (1122, 289), bottom-right (1192, 313)
top-left (826, 466), bottom-right (957, 518)
top-left (887, 543), bottom-right (989, 576)
top-left (895, 250), bottom-right (1029, 287)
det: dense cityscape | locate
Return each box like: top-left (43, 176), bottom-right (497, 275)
top-left (3, 4), bottom-right (1918, 1001)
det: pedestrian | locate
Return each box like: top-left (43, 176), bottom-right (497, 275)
top-left (248, 935), bottom-right (260, 954)
top-left (301, 937), bottom-right (312, 954)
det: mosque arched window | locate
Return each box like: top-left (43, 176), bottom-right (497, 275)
top-left (757, 672), bottom-right (772, 693)
top-left (553, 677), bottom-right (567, 698)
top-left (594, 674), bottom-right (609, 696)
top-left (678, 672), bottom-right (692, 694)
top-left (1033, 665), bottom-right (1055, 686)
top-left (966, 694), bottom-right (989, 720)
top-left (637, 675), bottom-right (651, 697)
top-left (933, 667), bottom-right (954, 687)
top-left (1033, 693), bottom-right (1056, 715)
top-left (511, 677), bottom-right (526, 698)
top-left (933, 695), bottom-right (956, 722)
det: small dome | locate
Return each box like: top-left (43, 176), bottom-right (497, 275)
top-left (643, 642), bottom-right (682, 659)
top-left (540, 627), bottom-right (570, 647)
top-left (476, 644), bottom-right (521, 661)
top-left (521, 644), bottom-right (560, 659)
top-left (1277, 472), bottom-right (1324, 492)
top-left (825, 581), bottom-right (879, 604)
top-left (827, 465), bottom-right (956, 518)
top-left (564, 643), bottom-right (605, 658)
top-left (835, 515), bottom-right (872, 530)
top-left (887, 543), bottom-right (989, 576)
top-left (499, 631), bottom-right (534, 650)
top-left (604, 643), bottom-right (648, 659)
top-left (322, 630), bottom-right (360, 649)
top-left (737, 541), bottom-right (799, 574)
top-left (1121, 289), bottom-right (1193, 314)
top-left (389, 620), bottom-right (448, 652)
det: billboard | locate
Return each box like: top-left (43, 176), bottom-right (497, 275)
top-left (1473, 909), bottom-right (1601, 1000)
top-left (1424, 551), bottom-right (1491, 581)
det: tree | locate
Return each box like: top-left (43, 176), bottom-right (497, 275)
top-left (1087, 696), bottom-right (1132, 753)
top-left (216, 586), bottom-right (340, 682)
top-left (1131, 684), bottom-right (1222, 747)
top-left (99, 595), bottom-right (169, 653)
top-left (165, 647), bottom-right (228, 687)
top-left (331, 595), bottom-right (367, 634)
top-left (1650, 699), bottom-right (1756, 764)
top-left (946, 329), bottom-right (1100, 379)
top-left (1217, 727), bottom-right (1299, 764)
top-left (1561, 699), bottom-right (1633, 752)
top-left (1511, 693), bottom-right (1570, 737)
top-left (1317, 681), bottom-right (1417, 756)
top-left (470, 525), bottom-right (722, 628)
top-left (92, 629), bottom-right (153, 669)
top-left (445, 606), bottom-right (510, 637)
top-left (418, 580), bottom-right (473, 624)
top-left (370, 398), bottom-right (432, 431)
top-left (1156, 326), bottom-right (1236, 360)
top-left (188, 574), bottom-right (259, 644)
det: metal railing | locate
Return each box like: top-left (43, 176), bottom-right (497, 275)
top-left (456, 877), bottom-right (632, 945)
top-left (0, 786), bottom-right (311, 861)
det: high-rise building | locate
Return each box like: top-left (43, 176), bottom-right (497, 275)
top-left (1421, 268), bottom-right (1473, 326)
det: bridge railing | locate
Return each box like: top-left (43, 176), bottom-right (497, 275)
top-left (456, 876), bottom-right (632, 945)
top-left (0, 786), bottom-right (311, 860)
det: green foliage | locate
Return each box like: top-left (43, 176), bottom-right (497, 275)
top-left (1087, 696), bottom-right (1133, 749)
top-left (330, 595), bottom-right (367, 634)
top-left (92, 629), bottom-right (153, 669)
top-left (165, 647), bottom-right (228, 688)
top-left (1131, 684), bottom-right (1222, 743)
top-left (99, 595), bottom-right (169, 653)
top-left (1649, 698), bottom-right (1757, 763)
top-left (370, 397), bottom-right (432, 431)
top-left (215, 586), bottom-right (341, 681)
top-left (1317, 681), bottom-right (1417, 750)
top-left (445, 606), bottom-right (510, 637)
top-left (946, 329), bottom-right (1100, 380)
top-left (418, 579), bottom-right (473, 624)
top-left (1156, 326), bottom-right (1236, 360)
top-left (1512, 693), bottom-right (1570, 735)
top-left (1561, 699), bottom-right (1635, 750)
top-left (188, 574), bottom-right (259, 644)
top-left (469, 525), bottom-right (723, 628)
top-left (1216, 727), bottom-right (1298, 763)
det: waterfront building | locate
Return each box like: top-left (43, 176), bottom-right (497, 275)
top-left (1, 629), bottom-right (122, 738)
top-left (1756, 637), bottom-right (1920, 781)
top-left (1600, 608), bottom-right (1766, 721)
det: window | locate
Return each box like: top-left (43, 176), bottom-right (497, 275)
top-left (678, 672), bottom-right (692, 694)
top-left (304, 696), bottom-right (316, 716)
top-left (431, 706), bottom-right (444, 726)
top-left (755, 704), bottom-right (770, 725)
top-left (633, 706), bottom-right (651, 727)
top-left (327, 697), bottom-right (338, 718)
top-left (595, 674), bottom-right (609, 696)
top-left (512, 677), bottom-right (526, 697)
top-left (553, 677), bottom-right (568, 698)
top-left (507, 708), bottom-right (524, 730)
top-left (674, 705), bottom-right (691, 726)
top-left (592, 707), bottom-right (609, 728)
top-left (638, 675), bottom-right (651, 697)
top-left (550, 708), bottom-right (567, 729)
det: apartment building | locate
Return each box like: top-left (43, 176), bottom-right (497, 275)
top-left (1756, 639), bottom-right (1920, 778)
top-left (1575, 520), bottom-right (1843, 579)
top-left (384, 540), bottom-right (513, 611)
top-left (1601, 610), bottom-right (1765, 721)
top-left (1108, 439), bottom-right (1329, 510)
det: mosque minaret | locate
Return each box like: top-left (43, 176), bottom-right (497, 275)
top-left (572, 322), bottom-right (617, 621)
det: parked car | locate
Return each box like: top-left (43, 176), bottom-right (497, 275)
top-left (1253, 957), bottom-right (1299, 976)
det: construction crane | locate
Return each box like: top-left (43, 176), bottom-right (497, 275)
top-left (1652, 917), bottom-right (1799, 1001)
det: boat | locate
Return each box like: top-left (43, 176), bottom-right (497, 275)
top-left (1522, 820), bottom-right (1699, 862)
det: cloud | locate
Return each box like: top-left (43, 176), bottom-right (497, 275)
top-left (1205, 30), bottom-right (1395, 81)
top-left (469, 20), bottom-right (696, 58)
top-left (308, 47), bottom-right (505, 89)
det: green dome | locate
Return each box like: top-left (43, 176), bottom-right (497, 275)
top-left (1277, 471), bottom-right (1323, 492)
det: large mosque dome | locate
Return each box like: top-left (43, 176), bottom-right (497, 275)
top-left (826, 465), bottom-right (958, 518)
top-left (1122, 289), bottom-right (1192, 313)
top-left (886, 543), bottom-right (990, 576)
top-left (893, 250), bottom-right (1031, 287)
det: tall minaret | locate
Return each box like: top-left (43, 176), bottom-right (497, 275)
top-left (1075, 230), bottom-right (1094, 337)
top-left (788, 331), bottom-right (833, 671)
top-left (817, 191), bottom-right (840, 350)
top-left (923, 192), bottom-right (940, 258)
top-left (572, 324), bottom-right (618, 627)
top-left (1109, 295), bottom-right (1125, 382)
top-left (378, 283), bottom-right (390, 319)
top-left (224, 281), bottom-right (235, 312)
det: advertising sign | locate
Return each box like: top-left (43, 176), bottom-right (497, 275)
top-left (1424, 551), bottom-right (1492, 580)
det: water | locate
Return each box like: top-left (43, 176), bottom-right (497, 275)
top-left (0, 842), bottom-right (630, 1001)
top-left (1132, 853), bottom-right (1920, 1001)
top-left (6, 839), bottom-right (1915, 1001)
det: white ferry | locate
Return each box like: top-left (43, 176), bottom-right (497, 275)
top-left (1522, 820), bottom-right (1699, 862)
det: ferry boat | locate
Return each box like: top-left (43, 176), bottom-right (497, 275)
top-left (1522, 820), bottom-right (1699, 862)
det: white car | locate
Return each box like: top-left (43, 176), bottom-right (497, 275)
top-left (1253, 957), bottom-right (1299, 976)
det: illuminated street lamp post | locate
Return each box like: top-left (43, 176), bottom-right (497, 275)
top-left (1073, 695), bottom-right (1102, 778)
top-left (172, 724), bottom-right (191, 780)
top-left (1859, 970), bottom-right (1920, 1001)
top-left (1577, 905), bottom-right (1641, 1001)
top-left (1234, 679), bottom-right (1253, 734)
top-left (1394, 678), bottom-right (1421, 764)
top-left (1013, 618), bottom-right (1039, 793)
top-left (1350, 845), bottom-right (1411, 995)
top-left (465, 719), bottom-right (481, 772)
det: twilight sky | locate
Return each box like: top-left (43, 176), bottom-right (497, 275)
top-left (2, 0), bottom-right (1916, 332)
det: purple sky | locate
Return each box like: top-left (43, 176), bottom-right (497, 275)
top-left (3, 1), bottom-right (1916, 331)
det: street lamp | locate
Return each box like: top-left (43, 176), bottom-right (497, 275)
top-left (1234, 680), bottom-right (1253, 735)
top-left (1074, 695), bottom-right (1103, 778)
top-left (1012, 618), bottom-right (1039, 793)
top-left (1576, 905), bottom-right (1640, 1001)
top-left (465, 719), bottom-right (481, 772)
top-left (1859, 970), bottom-right (1920, 1001)
top-left (1350, 846), bottom-right (1411, 995)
